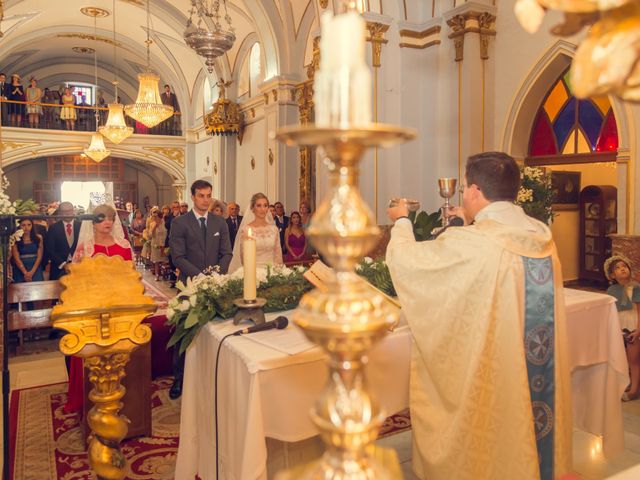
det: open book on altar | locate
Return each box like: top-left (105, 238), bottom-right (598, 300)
top-left (303, 260), bottom-right (402, 310)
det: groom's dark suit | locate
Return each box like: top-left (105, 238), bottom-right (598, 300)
top-left (169, 210), bottom-right (233, 282)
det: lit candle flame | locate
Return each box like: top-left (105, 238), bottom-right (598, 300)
top-left (248, 227), bottom-right (253, 238)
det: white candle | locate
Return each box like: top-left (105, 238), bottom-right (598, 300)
top-left (243, 228), bottom-right (257, 301)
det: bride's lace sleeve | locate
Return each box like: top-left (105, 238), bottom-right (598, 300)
top-left (272, 226), bottom-right (283, 265)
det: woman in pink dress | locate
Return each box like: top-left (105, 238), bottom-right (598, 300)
top-left (284, 211), bottom-right (310, 264)
top-left (64, 203), bottom-right (133, 414)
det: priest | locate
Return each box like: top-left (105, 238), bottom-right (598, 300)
top-left (386, 152), bottom-right (572, 480)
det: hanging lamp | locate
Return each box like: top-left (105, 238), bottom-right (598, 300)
top-left (99, 0), bottom-right (133, 144)
top-left (124, 0), bottom-right (173, 128)
top-left (84, 9), bottom-right (111, 163)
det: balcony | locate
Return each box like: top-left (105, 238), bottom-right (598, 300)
top-left (0, 99), bottom-right (182, 136)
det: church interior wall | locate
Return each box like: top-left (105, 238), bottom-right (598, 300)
top-left (4, 160), bottom-right (47, 202)
top-left (235, 115), bottom-right (268, 210)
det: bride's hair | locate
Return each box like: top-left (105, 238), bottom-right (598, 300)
top-left (250, 192), bottom-right (269, 210)
top-left (92, 204), bottom-right (116, 222)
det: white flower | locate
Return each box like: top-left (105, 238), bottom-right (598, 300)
top-left (230, 267), bottom-right (244, 280)
top-left (517, 188), bottom-right (534, 204)
top-left (363, 257), bottom-right (373, 264)
top-left (177, 300), bottom-right (191, 312)
top-left (256, 267), bottom-right (268, 284)
top-left (189, 294), bottom-right (197, 307)
top-left (294, 265), bottom-right (306, 273)
top-left (166, 308), bottom-right (175, 319)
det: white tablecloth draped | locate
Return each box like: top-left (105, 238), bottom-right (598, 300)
top-left (176, 288), bottom-right (629, 480)
top-left (564, 288), bottom-right (629, 457)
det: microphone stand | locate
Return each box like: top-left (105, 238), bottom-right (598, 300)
top-left (0, 212), bottom-right (99, 480)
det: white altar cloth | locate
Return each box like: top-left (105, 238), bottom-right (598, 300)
top-left (176, 288), bottom-right (628, 480)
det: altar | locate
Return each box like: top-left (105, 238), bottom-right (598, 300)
top-left (175, 288), bottom-right (628, 480)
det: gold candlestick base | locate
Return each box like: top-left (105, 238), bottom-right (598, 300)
top-left (276, 123), bottom-right (415, 479)
top-left (233, 297), bottom-right (267, 325)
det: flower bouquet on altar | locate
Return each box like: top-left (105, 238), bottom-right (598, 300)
top-left (517, 166), bottom-right (555, 224)
top-left (166, 264), bottom-right (312, 354)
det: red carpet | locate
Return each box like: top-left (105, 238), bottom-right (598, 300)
top-left (10, 377), bottom-right (179, 480)
top-left (378, 408), bottom-right (411, 438)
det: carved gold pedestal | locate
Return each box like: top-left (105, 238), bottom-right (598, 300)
top-left (276, 124), bottom-right (415, 479)
top-left (52, 256), bottom-right (155, 480)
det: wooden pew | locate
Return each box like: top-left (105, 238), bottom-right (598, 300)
top-left (7, 280), bottom-right (63, 353)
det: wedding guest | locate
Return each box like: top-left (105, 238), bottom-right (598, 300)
top-left (605, 255), bottom-right (640, 401)
top-left (45, 201), bottom-right (80, 280)
top-left (299, 199), bottom-right (312, 228)
top-left (179, 202), bottom-right (188, 215)
top-left (149, 207), bottom-right (168, 280)
top-left (11, 219), bottom-right (44, 283)
top-left (386, 152), bottom-right (571, 480)
top-left (274, 201), bottom-right (289, 254)
top-left (60, 87), bottom-right (76, 130)
top-left (129, 208), bottom-right (146, 262)
top-left (25, 77), bottom-right (43, 128)
top-left (284, 211), bottom-right (309, 264)
top-left (209, 199), bottom-right (226, 217)
top-left (226, 202), bottom-right (243, 248)
top-left (0, 73), bottom-right (7, 124)
top-left (8, 74), bottom-right (25, 127)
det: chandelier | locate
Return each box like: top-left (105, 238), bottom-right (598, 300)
top-left (204, 79), bottom-right (244, 141)
top-left (514, 0), bottom-right (640, 102)
top-left (184, 0), bottom-right (236, 73)
top-left (100, 0), bottom-right (133, 144)
top-left (124, 0), bottom-right (174, 128)
top-left (84, 7), bottom-right (111, 163)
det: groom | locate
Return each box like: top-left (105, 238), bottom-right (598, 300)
top-left (169, 179), bottom-right (233, 398)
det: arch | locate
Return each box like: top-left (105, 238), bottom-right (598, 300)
top-left (501, 40), bottom-right (630, 158)
top-left (2, 144), bottom-right (185, 182)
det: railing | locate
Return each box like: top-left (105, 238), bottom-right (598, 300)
top-left (0, 99), bottom-right (182, 136)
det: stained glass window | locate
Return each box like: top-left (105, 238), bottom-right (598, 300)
top-left (528, 69), bottom-right (618, 157)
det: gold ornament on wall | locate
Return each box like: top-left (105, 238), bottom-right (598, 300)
top-left (143, 147), bottom-right (185, 167)
top-left (366, 22), bottom-right (390, 68)
top-left (250, 155), bottom-right (255, 170)
top-left (214, 161), bottom-right (218, 175)
top-left (268, 148), bottom-right (274, 165)
top-left (514, 0), bottom-right (640, 102)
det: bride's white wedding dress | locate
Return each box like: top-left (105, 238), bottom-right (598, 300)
top-left (228, 219), bottom-right (283, 273)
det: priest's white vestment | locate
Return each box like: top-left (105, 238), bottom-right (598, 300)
top-left (386, 202), bottom-right (572, 480)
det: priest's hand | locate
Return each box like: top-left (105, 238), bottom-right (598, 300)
top-left (448, 206), bottom-right (470, 225)
top-left (387, 200), bottom-right (409, 222)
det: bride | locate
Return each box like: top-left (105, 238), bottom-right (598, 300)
top-left (228, 192), bottom-right (283, 273)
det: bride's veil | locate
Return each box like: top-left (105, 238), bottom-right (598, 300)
top-left (73, 202), bottom-right (130, 262)
top-left (227, 203), bottom-right (275, 274)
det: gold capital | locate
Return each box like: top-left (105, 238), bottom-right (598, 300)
top-left (366, 22), bottom-right (390, 68)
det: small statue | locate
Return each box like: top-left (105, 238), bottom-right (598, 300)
top-left (215, 78), bottom-right (233, 101)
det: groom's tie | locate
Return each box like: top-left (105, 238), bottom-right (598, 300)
top-left (199, 217), bottom-right (207, 248)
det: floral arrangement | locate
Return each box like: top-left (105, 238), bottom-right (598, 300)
top-left (166, 264), bottom-right (312, 354)
top-left (356, 257), bottom-right (396, 297)
top-left (517, 166), bottom-right (555, 224)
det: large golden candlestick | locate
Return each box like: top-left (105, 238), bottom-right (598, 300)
top-left (276, 124), bottom-right (415, 479)
top-left (51, 256), bottom-right (155, 480)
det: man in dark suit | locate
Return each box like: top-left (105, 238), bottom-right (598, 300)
top-left (45, 202), bottom-right (80, 280)
top-left (161, 84), bottom-right (180, 134)
top-left (225, 202), bottom-right (243, 248)
top-left (273, 201), bottom-right (289, 254)
top-left (0, 72), bottom-right (7, 125)
top-left (169, 179), bottom-right (232, 398)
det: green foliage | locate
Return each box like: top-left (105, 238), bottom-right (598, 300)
top-left (517, 166), bottom-right (556, 224)
top-left (13, 199), bottom-right (39, 215)
top-left (166, 265), bottom-right (312, 354)
top-left (356, 257), bottom-right (397, 297)
top-left (409, 209), bottom-right (442, 241)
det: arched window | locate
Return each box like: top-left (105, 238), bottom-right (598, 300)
top-left (528, 69), bottom-right (618, 160)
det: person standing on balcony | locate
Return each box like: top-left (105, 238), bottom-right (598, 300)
top-left (161, 84), bottom-right (179, 134)
top-left (60, 87), bottom-right (76, 130)
top-left (26, 77), bottom-right (43, 128)
top-left (0, 73), bottom-right (7, 125)
top-left (8, 74), bottom-right (25, 127)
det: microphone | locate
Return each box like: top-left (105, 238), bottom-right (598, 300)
top-left (76, 213), bottom-right (106, 223)
top-left (233, 316), bottom-right (289, 336)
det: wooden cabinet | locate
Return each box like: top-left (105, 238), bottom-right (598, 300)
top-left (579, 185), bottom-right (617, 282)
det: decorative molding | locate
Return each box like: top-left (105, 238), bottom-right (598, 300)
top-left (366, 22), bottom-right (390, 68)
top-left (320, 0), bottom-right (328, 8)
top-left (296, 80), bottom-right (314, 125)
top-left (264, 93), bottom-right (269, 105)
top-left (56, 33), bottom-right (121, 47)
top-left (398, 25), bottom-right (442, 49)
top-left (1, 141), bottom-right (41, 152)
top-left (446, 10), bottom-right (496, 62)
top-left (143, 147), bottom-right (185, 167)
top-left (272, 89), bottom-right (278, 102)
top-left (80, 7), bottom-right (110, 18)
top-left (72, 46), bottom-right (95, 54)
top-left (306, 36), bottom-right (321, 80)
top-left (214, 161), bottom-right (218, 174)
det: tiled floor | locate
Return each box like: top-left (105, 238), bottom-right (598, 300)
top-left (3, 269), bottom-right (640, 479)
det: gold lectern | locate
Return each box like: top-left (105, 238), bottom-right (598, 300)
top-left (51, 256), bottom-right (155, 480)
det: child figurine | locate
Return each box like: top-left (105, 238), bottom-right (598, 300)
top-left (605, 255), bottom-right (640, 401)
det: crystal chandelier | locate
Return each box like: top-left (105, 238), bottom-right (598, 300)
top-left (184, 0), bottom-right (236, 73)
top-left (84, 8), bottom-right (111, 163)
top-left (99, 0), bottom-right (133, 144)
top-left (124, 0), bottom-right (174, 128)
top-left (204, 79), bottom-right (244, 142)
top-left (514, 0), bottom-right (640, 102)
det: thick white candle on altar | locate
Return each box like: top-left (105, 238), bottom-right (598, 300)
top-left (243, 228), bottom-right (257, 301)
top-left (314, 9), bottom-right (371, 128)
